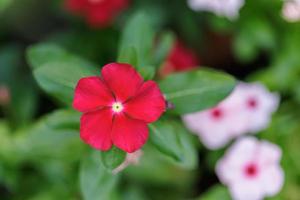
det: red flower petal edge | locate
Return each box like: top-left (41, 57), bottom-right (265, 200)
top-left (65, 0), bottom-right (129, 28)
top-left (73, 63), bottom-right (166, 153)
top-left (160, 40), bottom-right (200, 76)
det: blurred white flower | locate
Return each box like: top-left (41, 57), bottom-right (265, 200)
top-left (216, 137), bottom-right (284, 200)
top-left (112, 150), bottom-right (143, 174)
top-left (187, 0), bottom-right (245, 20)
top-left (282, 0), bottom-right (300, 22)
top-left (182, 82), bottom-right (279, 149)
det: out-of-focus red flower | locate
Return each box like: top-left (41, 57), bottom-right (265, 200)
top-left (73, 63), bottom-right (166, 153)
top-left (65, 0), bottom-right (129, 27)
top-left (160, 41), bottom-right (200, 76)
top-left (0, 85), bottom-right (10, 106)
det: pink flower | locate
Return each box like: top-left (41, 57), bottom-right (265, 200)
top-left (282, 0), bottom-right (300, 22)
top-left (216, 137), bottom-right (284, 200)
top-left (73, 63), bottom-right (166, 153)
top-left (229, 82), bottom-right (279, 133)
top-left (160, 40), bottom-right (200, 77)
top-left (65, 0), bottom-right (129, 27)
top-left (187, 0), bottom-right (245, 20)
top-left (182, 82), bottom-right (279, 149)
top-left (112, 150), bottom-right (143, 174)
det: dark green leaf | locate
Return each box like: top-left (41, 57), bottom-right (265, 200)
top-left (101, 147), bottom-right (126, 170)
top-left (159, 69), bottom-right (236, 114)
top-left (80, 151), bottom-right (119, 200)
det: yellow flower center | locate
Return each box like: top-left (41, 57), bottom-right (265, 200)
top-left (112, 102), bottom-right (123, 113)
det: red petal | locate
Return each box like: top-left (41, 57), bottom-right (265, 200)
top-left (125, 81), bottom-right (166, 123)
top-left (73, 76), bottom-right (114, 112)
top-left (65, 0), bottom-right (87, 12)
top-left (112, 114), bottom-right (148, 153)
top-left (101, 63), bottom-right (143, 102)
top-left (86, 9), bottom-right (113, 27)
top-left (80, 109), bottom-right (113, 151)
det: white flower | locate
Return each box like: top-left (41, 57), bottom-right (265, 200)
top-left (112, 150), bottom-right (143, 174)
top-left (216, 137), bottom-right (284, 200)
top-left (282, 0), bottom-right (300, 22)
top-left (182, 82), bottom-right (279, 150)
top-left (187, 0), bottom-right (245, 20)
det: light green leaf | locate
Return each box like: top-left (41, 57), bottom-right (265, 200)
top-left (33, 60), bottom-right (98, 105)
top-left (80, 151), bottom-right (119, 200)
top-left (159, 69), bottom-right (236, 114)
top-left (118, 12), bottom-right (155, 79)
top-left (15, 109), bottom-right (82, 162)
top-left (198, 185), bottom-right (231, 200)
top-left (149, 119), bottom-right (198, 169)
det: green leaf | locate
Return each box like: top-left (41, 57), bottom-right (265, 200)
top-left (159, 69), bottom-right (236, 114)
top-left (117, 46), bottom-right (138, 67)
top-left (27, 43), bottom-right (69, 70)
top-left (154, 31), bottom-right (175, 67)
top-left (101, 147), bottom-right (126, 170)
top-left (27, 44), bottom-right (99, 105)
top-left (198, 185), bottom-right (231, 200)
top-left (33, 61), bottom-right (98, 105)
top-left (15, 109), bottom-right (82, 162)
top-left (80, 151), bottom-right (119, 200)
top-left (118, 12), bottom-right (155, 79)
top-left (0, 0), bottom-right (11, 12)
top-left (149, 119), bottom-right (198, 169)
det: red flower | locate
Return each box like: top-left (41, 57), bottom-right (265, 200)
top-left (65, 0), bottom-right (129, 27)
top-left (73, 63), bottom-right (166, 153)
top-left (160, 40), bottom-right (200, 76)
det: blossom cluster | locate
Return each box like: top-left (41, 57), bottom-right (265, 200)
top-left (183, 82), bottom-right (279, 149)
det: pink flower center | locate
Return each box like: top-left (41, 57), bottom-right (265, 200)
top-left (244, 163), bottom-right (258, 178)
top-left (211, 108), bottom-right (223, 120)
top-left (112, 102), bottom-right (123, 113)
top-left (247, 97), bottom-right (258, 109)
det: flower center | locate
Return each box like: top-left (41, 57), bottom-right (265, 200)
top-left (247, 97), bottom-right (258, 109)
top-left (211, 108), bottom-right (223, 120)
top-left (244, 163), bottom-right (258, 178)
top-left (112, 102), bottom-right (123, 113)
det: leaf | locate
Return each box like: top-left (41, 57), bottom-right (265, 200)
top-left (26, 43), bottom-right (70, 70)
top-left (80, 151), bottom-right (119, 200)
top-left (118, 12), bottom-right (155, 79)
top-left (198, 185), bottom-right (231, 200)
top-left (159, 69), bottom-right (236, 114)
top-left (27, 44), bottom-right (99, 105)
top-left (15, 109), bottom-right (82, 162)
top-left (117, 46), bottom-right (138, 67)
top-left (0, 44), bottom-right (38, 128)
top-left (153, 31), bottom-right (175, 67)
top-left (101, 146), bottom-right (126, 170)
top-left (149, 119), bottom-right (198, 169)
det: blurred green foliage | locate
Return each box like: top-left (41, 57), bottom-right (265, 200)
top-left (1, 0), bottom-right (300, 199)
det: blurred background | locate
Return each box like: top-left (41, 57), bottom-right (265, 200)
top-left (1, 0), bottom-right (300, 199)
